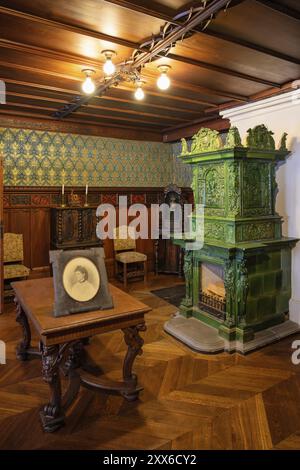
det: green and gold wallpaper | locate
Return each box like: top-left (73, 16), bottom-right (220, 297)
top-left (0, 127), bottom-right (191, 188)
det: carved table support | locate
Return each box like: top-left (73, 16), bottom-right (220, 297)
top-left (80, 323), bottom-right (146, 403)
top-left (40, 343), bottom-right (67, 433)
top-left (15, 297), bottom-right (31, 361)
top-left (62, 340), bottom-right (85, 376)
top-left (39, 323), bottom-right (146, 432)
top-left (39, 341), bottom-right (84, 432)
top-left (121, 323), bottom-right (146, 401)
top-left (15, 298), bottom-right (41, 361)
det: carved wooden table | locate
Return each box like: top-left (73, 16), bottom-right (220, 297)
top-left (12, 277), bottom-right (150, 433)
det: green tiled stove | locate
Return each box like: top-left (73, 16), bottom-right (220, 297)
top-left (164, 125), bottom-right (299, 353)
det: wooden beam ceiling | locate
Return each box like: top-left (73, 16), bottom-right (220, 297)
top-left (0, 4), bottom-right (285, 89)
top-left (104, 0), bottom-right (300, 65)
top-left (0, 0), bottom-right (299, 140)
top-left (0, 39), bottom-right (244, 103)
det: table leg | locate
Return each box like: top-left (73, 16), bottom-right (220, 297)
top-left (15, 297), bottom-right (41, 361)
top-left (80, 324), bottom-right (146, 400)
top-left (15, 297), bottom-right (31, 361)
top-left (121, 323), bottom-right (146, 401)
top-left (40, 343), bottom-right (65, 433)
top-left (63, 340), bottom-right (84, 375)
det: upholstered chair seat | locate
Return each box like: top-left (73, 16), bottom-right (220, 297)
top-left (115, 251), bottom-right (147, 263)
top-left (4, 264), bottom-right (30, 279)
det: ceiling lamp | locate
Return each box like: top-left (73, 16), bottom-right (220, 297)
top-left (81, 69), bottom-right (96, 94)
top-left (101, 50), bottom-right (117, 76)
top-left (134, 81), bottom-right (145, 101)
top-left (157, 65), bottom-right (171, 90)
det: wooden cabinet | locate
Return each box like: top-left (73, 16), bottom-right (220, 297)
top-left (154, 184), bottom-right (184, 276)
top-left (155, 238), bottom-right (183, 275)
top-left (51, 207), bottom-right (101, 250)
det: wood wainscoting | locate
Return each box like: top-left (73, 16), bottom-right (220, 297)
top-left (3, 186), bottom-right (192, 279)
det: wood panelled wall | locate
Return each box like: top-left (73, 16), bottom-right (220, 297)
top-left (3, 186), bottom-right (192, 279)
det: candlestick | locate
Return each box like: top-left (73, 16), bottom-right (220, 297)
top-left (84, 184), bottom-right (89, 207)
top-left (61, 184), bottom-right (65, 207)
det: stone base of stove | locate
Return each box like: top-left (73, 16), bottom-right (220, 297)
top-left (164, 313), bottom-right (300, 354)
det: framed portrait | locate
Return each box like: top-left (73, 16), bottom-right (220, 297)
top-left (50, 247), bottom-right (113, 317)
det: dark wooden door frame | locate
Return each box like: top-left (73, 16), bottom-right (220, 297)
top-left (0, 152), bottom-right (3, 314)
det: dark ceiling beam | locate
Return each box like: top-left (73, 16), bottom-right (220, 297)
top-left (117, 82), bottom-right (221, 106)
top-left (210, 78), bottom-right (298, 113)
top-left (201, 29), bottom-right (300, 66)
top-left (103, 0), bottom-right (173, 22)
top-left (3, 77), bottom-right (204, 115)
top-left (166, 52), bottom-right (279, 88)
top-left (99, 93), bottom-right (203, 115)
top-left (0, 6), bottom-right (137, 49)
top-left (142, 71), bottom-right (247, 102)
top-left (256, 0), bottom-right (300, 21)
top-left (0, 6), bottom-right (281, 91)
top-left (3, 101), bottom-right (168, 127)
top-left (6, 91), bottom-right (189, 122)
top-left (0, 38), bottom-right (104, 69)
top-left (105, 0), bottom-right (300, 65)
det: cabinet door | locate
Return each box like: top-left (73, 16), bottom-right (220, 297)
top-left (158, 239), bottom-right (180, 274)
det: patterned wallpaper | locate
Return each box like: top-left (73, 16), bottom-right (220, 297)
top-left (0, 127), bottom-right (191, 188)
top-left (171, 140), bottom-right (192, 188)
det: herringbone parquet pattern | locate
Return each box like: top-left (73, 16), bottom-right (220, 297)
top-left (0, 275), bottom-right (300, 450)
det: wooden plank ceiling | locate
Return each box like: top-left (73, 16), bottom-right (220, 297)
top-left (0, 0), bottom-right (299, 141)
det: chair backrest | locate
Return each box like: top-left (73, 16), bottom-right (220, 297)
top-left (113, 225), bottom-right (136, 252)
top-left (3, 233), bottom-right (24, 263)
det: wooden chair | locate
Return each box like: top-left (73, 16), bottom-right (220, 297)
top-left (3, 233), bottom-right (30, 298)
top-left (113, 226), bottom-right (147, 289)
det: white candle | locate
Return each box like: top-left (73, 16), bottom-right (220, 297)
top-left (62, 184), bottom-right (64, 195)
top-left (85, 184), bottom-right (88, 195)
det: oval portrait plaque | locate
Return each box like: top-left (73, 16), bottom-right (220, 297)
top-left (63, 256), bottom-right (100, 302)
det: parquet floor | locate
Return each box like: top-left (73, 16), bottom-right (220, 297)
top-left (0, 274), bottom-right (300, 450)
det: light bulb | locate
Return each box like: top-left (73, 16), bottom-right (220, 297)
top-left (82, 76), bottom-right (95, 94)
top-left (135, 86), bottom-right (145, 101)
top-left (103, 58), bottom-right (115, 76)
top-left (157, 72), bottom-right (170, 90)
